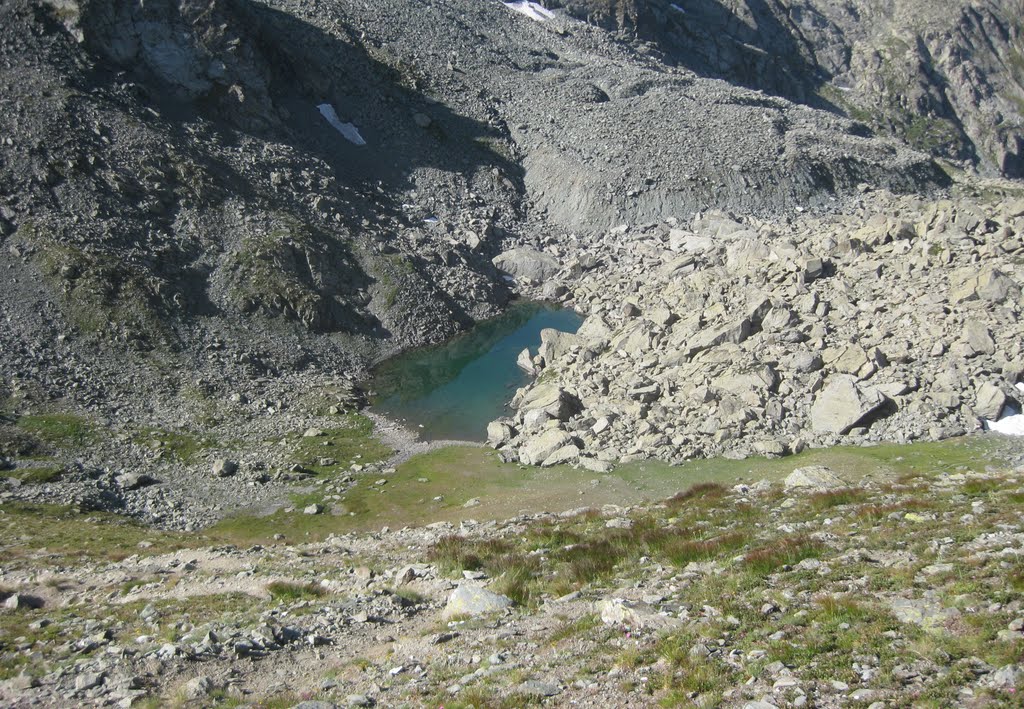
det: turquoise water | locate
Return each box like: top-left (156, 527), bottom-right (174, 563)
top-left (369, 302), bottom-right (584, 441)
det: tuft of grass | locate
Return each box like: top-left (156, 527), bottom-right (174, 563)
top-left (809, 487), bottom-right (869, 510)
top-left (666, 482), bottom-right (728, 509)
top-left (546, 613), bottom-right (601, 645)
top-left (961, 478), bottom-right (1001, 497)
top-left (744, 536), bottom-right (823, 575)
top-left (266, 581), bottom-right (326, 602)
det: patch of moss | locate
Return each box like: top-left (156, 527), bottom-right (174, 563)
top-left (15, 413), bottom-right (100, 451)
top-left (291, 413), bottom-right (392, 474)
top-left (133, 427), bottom-right (215, 462)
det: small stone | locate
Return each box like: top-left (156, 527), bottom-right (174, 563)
top-left (212, 459), bottom-right (238, 477)
top-left (75, 672), bottom-right (104, 692)
top-left (517, 680), bottom-right (562, 697)
top-left (304, 504), bottom-right (324, 515)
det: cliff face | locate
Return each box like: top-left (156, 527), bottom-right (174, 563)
top-left (552, 0), bottom-right (1024, 177)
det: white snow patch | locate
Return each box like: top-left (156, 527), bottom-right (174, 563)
top-left (670, 3), bottom-right (686, 13)
top-left (988, 415), bottom-right (1024, 436)
top-left (984, 383), bottom-right (1024, 436)
top-left (316, 103), bottom-right (366, 146)
top-left (504, 1), bottom-right (555, 22)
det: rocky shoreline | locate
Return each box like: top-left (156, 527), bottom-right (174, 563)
top-left (490, 184), bottom-right (1024, 470)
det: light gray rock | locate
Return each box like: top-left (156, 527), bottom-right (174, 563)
top-left (492, 247), bottom-right (560, 284)
top-left (596, 598), bottom-right (684, 631)
top-left (520, 429), bottom-right (575, 466)
top-left (182, 676), bottom-right (219, 701)
top-left (960, 321), bottom-right (996, 357)
top-left (888, 597), bottom-right (960, 633)
top-left (515, 347), bottom-right (536, 374)
top-left (676, 318), bottom-right (751, 361)
top-left (442, 585), bottom-right (513, 618)
top-left (517, 680), bottom-right (562, 697)
top-left (486, 421), bottom-right (516, 448)
top-left (976, 382), bottom-right (1008, 420)
top-left (784, 466), bottom-right (848, 491)
top-left (542, 444), bottom-right (580, 467)
top-left (950, 268), bottom-right (1016, 304)
top-left (212, 459), bottom-right (238, 477)
top-left (810, 375), bottom-right (887, 434)
top-left (538, 328), bottom-right (579, 365)
top-left (514, 384), bottom-right (581, 421)
top-left (116, 472), bottom-right (156, 490)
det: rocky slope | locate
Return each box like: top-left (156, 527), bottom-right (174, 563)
top-left (492, 185), bottom-right (1024, 468)
top-left (1, 0), bottom-right (955, 429)
top-left (2, 446), bottom-right (1024, 707)
top-left (550, 0), bottom-right (1024, 178)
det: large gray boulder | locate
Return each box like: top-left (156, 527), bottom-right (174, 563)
top-left (784, 466), bottom-right (848, 491)
top-left (519, 429), bottom-right (575, 466)
top-left (810, 375), bottom-right (887, 434)
top-left (538, 328), bottom-right (579, 365)
top-left (950, 268), bottom-right (1017, 304)
top-left (975, 383), bottom-right (1008, 421)
top-left (443, 585), bottom-right (513, 618)
top-left (486, 420), bottom-right (516, 449)
top-left (513, 383), bottom-right (581, 421)
top-left (492, 247), bottom-right (560, 284)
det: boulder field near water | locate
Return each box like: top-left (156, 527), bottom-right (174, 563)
top-left (491, 191), bottom-right (1024, 467)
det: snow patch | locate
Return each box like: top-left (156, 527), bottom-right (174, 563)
top-left (316, 103), bottom-right (366, 146)
top-left (985, 383), bottom-right (1024, 436)
top-left (504, 1), bottom-right (555, 22)
top-left (669, 3), bottom-right (686, 13)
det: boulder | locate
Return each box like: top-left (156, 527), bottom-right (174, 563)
top-left (116, 472), bottom-right (157, 490)
top-left (538, 328), bottom-right (579, 365)
top-left (492, 247), bottom-right (559, 284)
top-left (212, 459), bottom-right (238, 477)
top-left (975, 383), bottom-right (1008, 421)
top-left (522, 408), bottom-right (552, 432)
top-left (442, 585), bottom-right (513, 618)
top-left (514, 384), bottom-right (581, 421)
top-left (950, 268), bottom-right (1017, 304)
top-left (515, 347), bottom-right (536, 374)
top-left (519, 429), bottom-right (575, 466)
top-left (959, 321), bottom-right (996, 357)
top-left (596, 598), bottom-right (683, 632)
top-left (888, 597), bottom-right (960, 633)
top-left (576, 314), bottom-right (613, 345)
top-left (542, 444), bottom-right (580, 467)
top-left (810, 375), bottom-right (887, 434)
top-left (486, 421), bottom-right (516, 448)
top-left (784, 466), bottom-right (848, 491)
top-left (675, 318), bottom-right (751, 361)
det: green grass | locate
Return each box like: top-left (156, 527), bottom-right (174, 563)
top-left (808, 487), bottom-right (869, 510)
top-left (15, 413), bottom-right (100, 450)
top-left (0, 503), bottom-right (192, 565)
top-left (266, 581), bottom-right (326, 601)
top-left (743, 535), bottom-right (824, 575)
top-left (290, 413), bottom-right (392, 474)
top-left (4, 465), bottom-right (64, 484)
top-left (133, 427), bottom-right (216, 462)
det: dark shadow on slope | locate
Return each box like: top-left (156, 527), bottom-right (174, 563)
top-left (66, 0), bottom-right (521, 339)
top-left (556, 0), bottom-right (841, 112)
